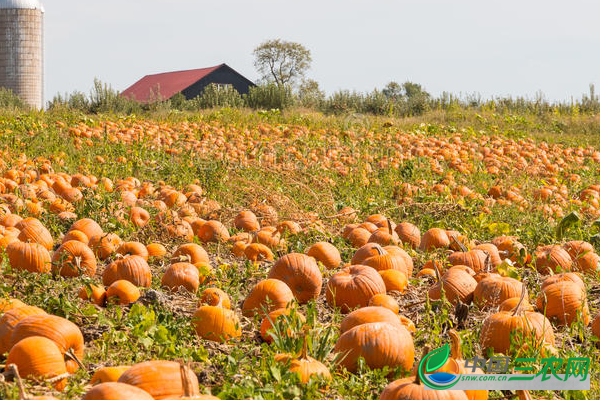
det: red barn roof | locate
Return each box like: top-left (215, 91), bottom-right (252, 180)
top-left (121, 64), bottom-right (224, 103)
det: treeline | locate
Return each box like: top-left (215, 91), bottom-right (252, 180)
top-left (2, 79), bottom-right (600, 117)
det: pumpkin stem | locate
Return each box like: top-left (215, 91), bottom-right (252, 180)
top-left (215, 297), bottom-right (224, 308)
top-left (65, 348), bottom-right (86, 371)
top-left (7, 364), bottom-right (28, 400)
top-left (448, 329), bottom-right (462, 360)
top-left (299, 324), bottom-right (310, 360)
top-left (432, 262), bottom-right (441, 282)
top-left (511, 284), bottom-right (527, 316)
top-left (413, 345), bottom-right (431, 385)
top-left (75, 256), bottom-right (82, 274)
top-left (179, 363), bottom-right (195, 397)
top-left (451, 235), bottom-right (468, 252)
top-left (374, 245), bottom-right (385, 256)
top-left (387, 218), bottom-right (393, 236)
top-left (517, 390), bottom-right (532, 400)
top-left (483, 251), bottom-right (492, 273)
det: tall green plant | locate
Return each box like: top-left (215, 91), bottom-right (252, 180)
top-left (245, 83), bottom-right (295, 110)
top-left (0, 88), bottom-right (27, 110)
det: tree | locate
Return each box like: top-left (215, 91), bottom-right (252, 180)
top-left (402, 82), bottom-right (429, 99)
top-left (298, 79), bottom-right (325, 108)
top-left (382, 82), bottom-right (402, 100)
top-left (253, 39), bottom-right (312, 88)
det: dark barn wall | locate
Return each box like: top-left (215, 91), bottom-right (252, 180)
top-left (181, 65), bottom-right (255, 99)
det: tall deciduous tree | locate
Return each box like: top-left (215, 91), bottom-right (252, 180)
top-left (253, 39), bottom-right (312, 87)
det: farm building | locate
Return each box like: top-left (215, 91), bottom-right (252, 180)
top-left (121, 63), bottom-right (254, 103)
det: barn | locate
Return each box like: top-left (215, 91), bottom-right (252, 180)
top-left (121, 63), bottom-right (255, 103)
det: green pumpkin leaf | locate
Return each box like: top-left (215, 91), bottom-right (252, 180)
top-left (497, 260), bottom-right (520, 279)
top-left (556, 211), bottom-right (581, 239)
top-left (424, 343), bottom-right (450, 373)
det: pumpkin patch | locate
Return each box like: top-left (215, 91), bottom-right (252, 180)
top-left (0, 112), bottom-right (598, 399)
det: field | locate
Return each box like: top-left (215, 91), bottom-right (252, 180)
top-left (0, 107), bottom-right (598, 399)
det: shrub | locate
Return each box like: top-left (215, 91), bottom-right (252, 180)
top-left (188, 84), bottom-right (244, 110)
top-left (298, 79), bottom-right (325, 109)
top-left (89, 79), bottom-right (142, 114)
top-left (321, 90), bottom-right (364, 114)
top-left (48, 91), bottom-right (90, 112)
top-left (0, 88), bottom-right (27, 110)
top-left (244, 83), bottom-right (295, 110)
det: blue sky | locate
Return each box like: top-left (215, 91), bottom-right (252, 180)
top-left (46, 0), bottom-right (600, 102)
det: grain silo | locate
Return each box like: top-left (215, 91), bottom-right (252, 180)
top-left (0, 0), bottom-right (44, 109)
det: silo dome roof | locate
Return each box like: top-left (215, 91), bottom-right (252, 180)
top-left (0, 0), bottom-right (43, 12)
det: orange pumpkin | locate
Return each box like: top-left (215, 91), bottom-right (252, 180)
top-left (103, 255), bottom-right (152, 287)
top-left (234, 210), bottom-right (260, 232)
top-left (52, 240), bottom-right (97, 277)
top-left (17, 218), bottom-right (53, 250)
top-left (90, 366), bottom-right (131, 385)
top-left (244, 243), bottom-right (274, 262)
top-left (473, 243), bottom-right (502, 267)
top-left (84, 382), bottom-right (154, 400)
top-left (473, 275), bottom-right (526, 308)
top-left (118, 360), bottom-right (200, 400)
top-left (326, 265), bottom-right (386, 313)
top-left (536, 279), bottom-right (590, 326)
top-left (0, 298), bottom-right (25, 315)
top-left (6, 336), bottom-right (68, 391)
top-left (89, 233), bottom-right (122, 260)
top-left (534, 245), bottom-right (572, 274)
top-left (79, 284), bottom-right (107, 306)
top-left (242, 279), bottom-right (295, 317)
top-left (381, 375), bottom-right (468, 400)
top-left (199, 288), bottom-right (231, 309)
top-left (196, 220), bottom-right (230, 243)
top-left (172, 243), bottom-right (209, 265)
top-left (306, 241), bottom-right (341, 270)
top-left (268, 253), bottom-right (322, 304)
top-left (394, 222), bottom-right (421, 249)
top-left (117, 242), bottom-right (149, 260)
top-left (129, 206), bottom-right (150, 228)
top-left (69, 218), bottom-right (103, 240)
top-left (351, 243), bottom-right (413, 277)
top-left (563, 240), bottom-right (599, 273)
top-left (334, 322), bottom-right (414, 373)
top-left (6, 241), bottom-right (51, 273)
top-left (10, 314), bottom-right (84, 373)
top-left (62, 229), bottom-right (89, 244)
top-left (276, 220), bottom-right (302, 235)
top-left (346, 227), bottom-right (371, 248)
top-left (0, 305), bottom-right (47, 355)
top-left (419, 228), bottom-right (450, 251)
top-left (274, 334), bottom-right (330, 383)
top-left (429, 266), bottom-right (477, 305)
top-left (592, 312), bottom-right (600, 344)
top-left (499, 296), bottom-right (534, 312)
top-left (378, 269), bottom-right (408, 293)
top-left (340, 306), bottom-right (406, 334)
top-left (254, 226), bottom-right (281, 248)
top-left (106, 280), bottom-right (141, 305)
top-left (260, 308), bottom-right (306, 343)
top-left (448, 249), bottom-right (488, 273)
top-left (161, 262), bottom-right (200, 293)
top-left (480, 292), bottom-right (555, 355)
top-left (368, 293), bottom-right (399, 314)
top-left (192, 303), bottom-right (241, 343)
top-left (146, 243), bottom-right (167, 257)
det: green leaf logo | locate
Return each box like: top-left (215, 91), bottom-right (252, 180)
top-left (424, 343), bottom-right (450, 373)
